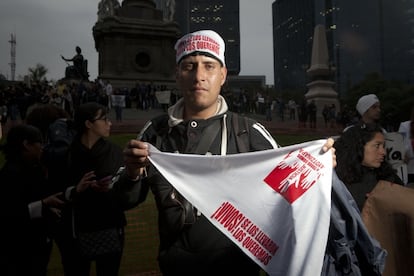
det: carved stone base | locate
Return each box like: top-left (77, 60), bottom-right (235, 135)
top-left (305, 80), bottom-right (340, 119)
top-left (93, 0), bottom-right (180, 89)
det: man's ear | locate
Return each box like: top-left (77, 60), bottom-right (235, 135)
top-left (85, 120), bottom-right (93, 130)
top-left (22, 139), bottom-right (32, 152)
top-left (220, 67), bottom-right (227, 86)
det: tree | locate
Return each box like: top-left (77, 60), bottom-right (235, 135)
top-left (28, 63), bottom-right (48, 82)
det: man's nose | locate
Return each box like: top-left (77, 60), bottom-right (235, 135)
top-left (194, 66), bottom-right (206, 81)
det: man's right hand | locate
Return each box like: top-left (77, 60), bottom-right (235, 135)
top-left (123, 139), bottom-right (150, 179)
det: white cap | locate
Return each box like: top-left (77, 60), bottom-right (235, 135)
top-left (174, 30), bottom-right (226, 66)
top-left (356, 94), bottom-right (380, 115)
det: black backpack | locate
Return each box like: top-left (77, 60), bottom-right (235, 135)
top-left (43, 119), bottom-right (76, 191)
top-left (231, 112), bottom-right (251, 153)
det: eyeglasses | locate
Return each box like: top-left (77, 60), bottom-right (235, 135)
top-left (91, 116), bottom-right (111, 123)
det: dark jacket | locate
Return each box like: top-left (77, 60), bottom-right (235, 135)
top-left (132, 97), bottom-right (278, 275)
top-left (322, 172), bottom-right (387, 276)
top-left (346, 166), bottom-right (403, 211)
top-left (0, 159), bottom-right (52, 275)
top-left (64, 138), bottom-right (141, 233)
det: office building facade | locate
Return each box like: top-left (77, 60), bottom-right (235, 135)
top-left (272, 0), bottom-right (414, 95)
top-left (272, 0), bottom-right (316, 92)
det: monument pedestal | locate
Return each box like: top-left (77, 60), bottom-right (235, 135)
top-left (305, 80), bottom-right (340, 116)
top-left (93, 0), bottom-right (180, 88)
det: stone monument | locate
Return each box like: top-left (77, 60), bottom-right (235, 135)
top-left (60, 46), bottom-right (89, 82)
top-left (305, 24), bottom-right (340, 118)
top-left (164, 0), bottom-right (175, 22)
top-left (98, 0), bottom-right (121, 21)
top-left (93, 0), bottom-right (180, 88)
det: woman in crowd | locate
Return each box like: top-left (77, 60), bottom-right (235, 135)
top-left (398, 106), bottom-right (414, 185)
top-left (334, 122), bottom-right (403, 210)
top-left (0, 124), bottom-right (64, 276)
top-left (58, 102), bottom-right (142, 276)
top-left (26, 104), bottom-right (75, 193)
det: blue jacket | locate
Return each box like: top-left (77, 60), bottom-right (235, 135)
top-left (322, 172), bottom-right (387, 275)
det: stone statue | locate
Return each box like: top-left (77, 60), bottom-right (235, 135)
top-left (165, 0), bottom-right (175, 21)
top-left (98, 0), bottom-right (120, 21)
top-left (61, 46), bottom-right (88, 80)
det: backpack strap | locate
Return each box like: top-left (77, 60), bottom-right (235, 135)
top-left (232, 113), bottom-right (250, 153)
top-left (193, 119), bottom-right (221, 154)
top-left (154, 114), bottom-right (170, 149)
top-left (156, 133), bottom-right (163, 149)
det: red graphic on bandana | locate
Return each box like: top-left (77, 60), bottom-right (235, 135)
top-left (264, 149), bottom-right (325, 204)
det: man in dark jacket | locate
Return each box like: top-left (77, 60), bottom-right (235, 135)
top-left (122, 30), bottom-right (335, 275)
top-left (0, 125), bottom-right (65, 276)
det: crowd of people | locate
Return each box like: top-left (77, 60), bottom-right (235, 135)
top-left (0, 74), bottom-right (367, 141)
top-left (0, 78), bottom-right (179, 133)
top-left (0, 29), bottom-right (413, 275)
top-left (2, 74), bottom-right (361, 135)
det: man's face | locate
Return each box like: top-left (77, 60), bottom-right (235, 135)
top-left (176, 54), bottom-right (227, 118)
top-left (364, 102), bottom-right (381, 122)
top-left (24, 140), bottom-right (43, 162)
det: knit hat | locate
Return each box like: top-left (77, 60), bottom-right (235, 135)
top-left (356, 94), bottom-right (379, 116)
top-left (174, 30), bottom-right (226, 66)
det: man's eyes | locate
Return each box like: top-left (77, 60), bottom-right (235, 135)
top-left (182, 63), bottom-right (194, 70)
top-left (181, 63), bottom-right (217, 71)
top-left (205, 63), bottom-right (216, 70)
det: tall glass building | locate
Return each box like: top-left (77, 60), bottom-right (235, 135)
top-left (155, 0), bottom-right (241, 75)
top-left (272, 0), bottom-right (316, 91)
top-left (381, 0), bottom-right (414, 84)
top-left (272, 0), bottom-right (414, 95)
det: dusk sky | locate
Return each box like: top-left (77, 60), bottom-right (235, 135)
top-left (0, 0), bottom-right (275, 84)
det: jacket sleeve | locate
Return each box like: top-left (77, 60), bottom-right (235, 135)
top-left (111, 168), bottom-right (150, 210)
top-left (249, 121), bottom-right (279, 151)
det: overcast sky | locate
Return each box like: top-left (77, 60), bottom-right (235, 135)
top-left (0, 0), bottom-right (275, 84)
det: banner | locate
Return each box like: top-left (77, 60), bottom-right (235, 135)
top-left (148, 140), bottom-right (333, 275)
top-left (110, 95), bottom-right (125, 107)
top-left (384, 132), bottom-right (408, 184)
top-left (155, 90), bottom-right (171, 104)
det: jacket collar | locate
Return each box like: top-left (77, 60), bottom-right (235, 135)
top-left (167, 95), bottom-right (228, 127)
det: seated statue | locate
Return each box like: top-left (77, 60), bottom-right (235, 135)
top-left (61, 46), bottom-right (89, 80)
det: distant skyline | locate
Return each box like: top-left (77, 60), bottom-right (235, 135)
top-left (0, 0), bottom-right (275, 85)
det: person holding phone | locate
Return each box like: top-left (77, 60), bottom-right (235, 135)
top-left (56, 102), bottom-right (143, 276)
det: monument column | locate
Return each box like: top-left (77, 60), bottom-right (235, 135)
top-left (93, 0), bottom-right (180, 88)
top-left (305, 24), bottom-right (340, 120)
